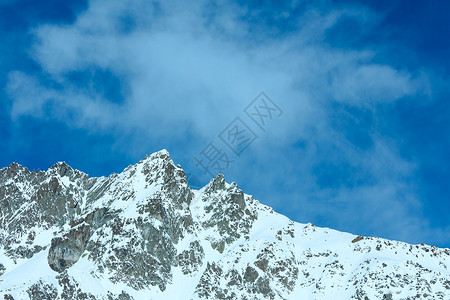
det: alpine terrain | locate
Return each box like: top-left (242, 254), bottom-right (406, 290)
top-left (0, 150), bottom-right (449, 299)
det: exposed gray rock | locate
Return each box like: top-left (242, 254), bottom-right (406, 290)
top-left (48, 224), bottom-right (90, 272)
top-left (26, 281), bottom-right (58, 300)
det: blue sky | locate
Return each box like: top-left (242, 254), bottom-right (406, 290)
top-left (0, 0), bottom-right (449, 247)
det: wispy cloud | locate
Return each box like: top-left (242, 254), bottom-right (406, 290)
top-left (5, 0), bottom-right (444, 245)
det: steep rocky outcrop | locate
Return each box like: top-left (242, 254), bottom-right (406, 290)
top-left (48, 223), bottom-right (91, 272)
top-left (0, 150), bottom-right (449, 299)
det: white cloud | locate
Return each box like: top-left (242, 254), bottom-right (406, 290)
top-left (6, 0), bottom-right (440, 244)
top-left (12, 0), bottom-right (423, 137)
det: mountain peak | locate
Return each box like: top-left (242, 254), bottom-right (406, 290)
top-left (143, 148), bottom-right (171, 162)
top-left (48, 161), bottom-right (73, 177)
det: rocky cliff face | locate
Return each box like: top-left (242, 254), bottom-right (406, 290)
top-left (0, 150), bottom-right (449, 299)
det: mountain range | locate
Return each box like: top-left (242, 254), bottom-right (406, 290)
top-left (0, 150), bottom-right (448, 299)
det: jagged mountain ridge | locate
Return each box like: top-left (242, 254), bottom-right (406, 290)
top-left (0, 150), bottom-right (449, 299)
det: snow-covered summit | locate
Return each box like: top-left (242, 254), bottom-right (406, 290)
top-left (0, 150), bottom-right (449, 299)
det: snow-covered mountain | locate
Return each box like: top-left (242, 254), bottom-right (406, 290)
top-left (0, 150), bottom-right (448, 299)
